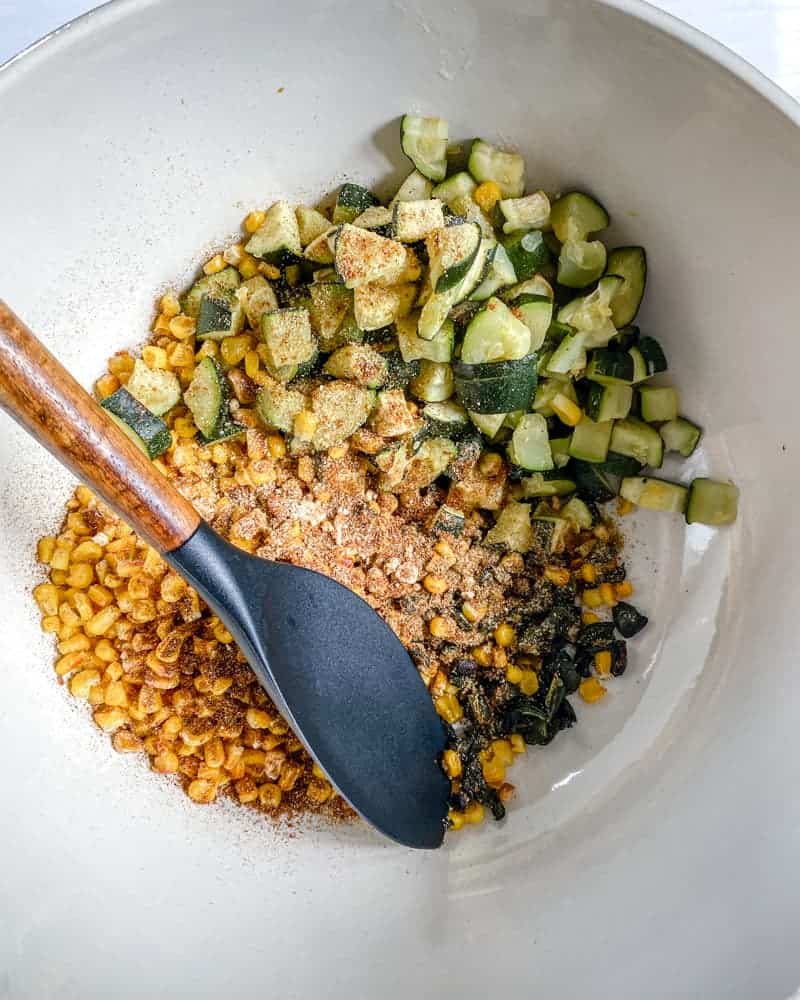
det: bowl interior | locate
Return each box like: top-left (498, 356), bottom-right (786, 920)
top-left (1, 1), bottom-right (800, 996)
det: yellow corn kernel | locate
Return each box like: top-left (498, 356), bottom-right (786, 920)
top-left (173, 416), bottom-right (197, 440)
top-left (448, 809), bottom-right (466, 831)
top-left (493, 623), bottom-right (516, 648)
top-left (582, 588), bottom-right (603, 609)
top-left (169, 314), bottom-right (197, 340)
top-left (306, 779), bottom-right (333, 805)
top-left (69, 668), bottom-right (101, 698)
top-left (72, 540), bottom-right (104, 563)
top-left (259, 783), bottom-right (283, 809)
top-left (435, 693), bottom-right (463, 724)
top-left (551, 393), bottom-right (583, 427)
top-left (50, 570), bottom-right (68, 587)
top-left (244, 350), bottom-right (261, 380)
top-left (37, 536), bottom-right (57, 564)
top-left (169, 342), bottom-right (196, 368)
top-left (153, 312), bottom-right (173, 334)
top-left (594, 524), bottom-right (610, 541)
top-left (519, 670), bottom-right (540, 696)
top-left (160, 292), bottom-right (181, 318)
top-left (594, 650), bottom-right (612, 677)
top-left (104, 680), bottom-right (128, 707)
top-left (582, 611), bottom-right (600, 626)
top-left (579, 677), bottom-right (607, 703)
top-left (599, 582), bottom-right (617, 607)
top-left (423, 574), bottom-right (448, 596)
top-left (50, 543), bottom-right (72, 572)
top-left (58, 633), bottom-right (91, 655)
top-left (544, 566), bottom-right (571, 587)
top-left (311, 762), bottom-right (326, 781)
top-left (482, 756), bottom-right (506, 786)
top-left (187, 779), bottom-right (218, 804)
top-left (428, 616), bottom-right (453, 639)
top-left (95, 373), bottom-right (120, 400)
top-left (442, 749), bottom-right (462, 779)
top-left (433, 538), bottom-right (454, 560)
top-left (55, 650), bottom-right (89, 677)
top-left (265, 433), bottom-right (287, 459)
top-left (473, 180), bottom-right (502, 213)
top-left (203, 253), bottom-right (227, 276)
top-left (615, 580), bottom-right (634, 599)
top-left (617, 497), bottom-right (635, 516)
top-left (220, 334), bottom-right (253, 367)
top-left (33, 582), bottom-right (62, 616)
top-left (108, 353), bottom-right (135, 378)
top-left (464, 801), bottom-right (485, 825)
top-left (161, 715), bottom-right (183, 738)
top-left (93, 706), bottom-right (128, 732)
top-left (461, 601), bottom-right (486, 624)
top-left (213, 622), bottom-right (233, 643)
top-left (478, 451), bottom-right (504, 478)
top-left (85, 606), bottom-right (121, 637)
top-left (142, 345), bottom-right (168, 370)
top-left (491, 739), bottom-right (514, 768)
top-left (258, 262), bottom-right (281, 280)
top-left (580, 563), bottom-right (597, 584)
top-left (223, 243), bottom-right (245, 267)
top-left (103, 662), bottom-right (123, 683)
top-left (510, 733), bottom-right (526, 754)
top-left (506, 664), bottom-right (524, 685)
top-left (151, 750), bottom-right (180, 774)
top-left (238, 256), bottom-right (260, 279)
top-left (204, 737), bottom-right (225, 770)
top-left (93, 638), bottom-right (117, 662)
top-left (473, 643), bottom-right (494, 667)
top-left (244, 210), bottom-right (267, 234)
top-left (41, 615), bottom-right (60, 633)
top-left (293, 410), bottom-right (318, 441)
top-left (246, 708), bottom-right (272, 730)
top-left (72, 592), bottom-right (94, 621)
top-left (65, 563), bottom-right (94, 589)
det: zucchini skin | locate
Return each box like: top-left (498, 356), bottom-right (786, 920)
top-left (101, 387), bottom-right (171, 459)
top-left (453, 355), bottom-right (539, 413)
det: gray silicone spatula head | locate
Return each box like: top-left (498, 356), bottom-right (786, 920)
top-left (172, 523), bottom-right (451, 849)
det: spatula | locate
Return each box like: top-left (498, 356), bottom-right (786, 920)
top-left (0, 302), bottom-right (450, 848)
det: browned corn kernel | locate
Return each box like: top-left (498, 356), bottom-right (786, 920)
top-left (615, 580), bottom-right (634, 598)
top-left (473, 180), bottom-right (502, 212)
top-left (69, 668), bottom-right (101, 698)
top-left (473, 643), bottom-right (494, 667)
top-left (58, 633), bottom-right (91, 655)
top-left (461, 601), bottom-right (486, 624)
top-left (236, 777), bottom-right (259, 804)
top-left (594, 650), bottom-right (612, 676)
top-left (169, 314), bottom-right (196, 340)
top-left (187, 779), bottom-right (217, 803)
top-left (95, 373), bottom-right (120, 399)
top-left (246, 708), bottom-right (272, 730)
top-left (435, 693), bottom-right (462, 724)
top-left (478, 451), bottom-right (504, 477)
top-left (93, 706), bottom-right (128, 732)
top-left (544, 566), bottom-right (571, 587)
top-left (498, 782), bottom-right (516, 804)
top-left (306, 779), bottom-right (333, 804)
top-left (112, 729), bottom-right (144, 753)
top-left (442, 749), bottom-right (462, 779)
top-left (258, 783), bottom-right (283, 808)
top-left (493, 623), bottom-right (516, 647)
top-left (423, 574), bottom-right (448, 595)
top-left (428, 616), bottom-right (453, 639)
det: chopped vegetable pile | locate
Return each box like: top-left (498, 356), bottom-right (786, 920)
top-left (34, 113), bottom-right (739, 835)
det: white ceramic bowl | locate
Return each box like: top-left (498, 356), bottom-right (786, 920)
top-left (2, 2), bottom-right (800, 996)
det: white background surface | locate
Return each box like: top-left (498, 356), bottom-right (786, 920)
top-left (2, 0), bottom-right (800, 101)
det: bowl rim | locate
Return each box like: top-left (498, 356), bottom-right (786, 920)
top-left (2, 0), bottom-right (799, 130)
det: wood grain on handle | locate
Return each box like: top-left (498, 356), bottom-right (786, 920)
top-left (0, 301), bottom-right (200, 552)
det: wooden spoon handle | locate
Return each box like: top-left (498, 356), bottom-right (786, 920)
top-left (0, 301), bottom-right (200, 552)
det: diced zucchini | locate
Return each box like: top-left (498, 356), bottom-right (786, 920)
top-left (422, 400), bottom-right (470, 438)
top-left (511, 295), bottom-right (553, 351)
top-left (461, 297), bottom-right (531, 364)
top-left (685, 478), bottom-right (739, 526)
top-left (240, 275), bottom-right (279, 330)
top-left (533, 378), bottom-right (577, 417)
top-left (606, 247), bottom-right (647, 326)
top-left (392, 199), bottom-right (445, 242)
top-left (502, 230), bottom-right (550, 282)
top-left (586, 348), bottom-right (634, 385)
top-left (400, 436), bottom-right (458, 490)
top-left (598, 451), bottom-right (644, 477)
top-left (383, 352), bottom-right (420, 391)
top-left (611, 324), bottom-right (641, 350)
top-left (520, 471), bottom-right (576, 497)
top-left (309, 381), bottom-right (373, 450)
top-left (332, 183), bottom-right (379, 225)
top-left (427, 222), bottom-right (482, 292)
top-left (101, 387), bottom-right (171, 459)
top-left (375, 441), bottom-right (411, 491)
top-left (260, 308), bottom-right (317, 379)
top-left (470, 244), bottom-right (517, 301)
top-left (333, 224), bottom-right (409, 289)
top-left (468, 139), bottom-right (525, 199)
top-left (447, 193), bottom-right (495, 237)
top-left (304, 227), bottom-right (337, 265)
top-left (181, 267), bottom-right (240, 319)
top-left (396, 314), bottom-right (454, 363)
top-left (508, 413), bottom-right (553, 471)
top-left (561, 496), bottom-right (593, 529)
top-left (633, 336), bottom-right (668, 380)
top-left (430, 504), bottom-right (466, 535)
top-left (568, 416), bottom-right (613, 463)
top-left (244, 201), bottom-right (302, 264)
top-left (502, 274), bottom-right (554, 304)
top-left (499, 191), bottom-right (550, 235)
top-left (125, 359), bottom-right (181, 417)
top-left (640, 385), bottom-right (679, 422)
top-left (296, 206), bottom-right (332, 246)
top-left (557, 275), bottom-right (621, 350)
top-left (431, 172), bottom-right (477, 207)
top-left (409, 360), bottom-right (453, 403)
top-left (468, 411), bottom-right (507, 438)
top-left (400, 115), bottom-right (449, 182)
top-left (353, 282), bottom-right (416, 331)
top-left (620, 476), bottom-right (689, 513)
top-left (586, 382), bottom-right (633, 422)
top-left (391, 170), bottom-right (434, 205)
top-left (629, 346), bottom-right (647, 384)
top-left (550, 192), bottom-right (609, 243)
top-left (549, 436), bottom-right (572, 468)
top-left (546, 331), bottom-right (587, 375)
top-left (610, 417), bottom-right (664, 468)
top-left (256, 377), bottom-right (306, 433)
top-left (370, 389), bottom-right (421, 437)
top-left (323, 344), bottom-right (387, 387)
top-left (184, 357), bottom-right (244, 443)
top-left (308, 283), bottom-right (356, 351)
top-left (557, 239), bottom-right (607, 288)
top-left (196, 290), bottom-right (246, 341)
top-left (351, 205), bottom-right (394, 232)
top-left (486, 501), bottom-right (534, 552)
top-left (660, 416), bottom-right (702, 457)
top-left (569, 460), bottom-right (618, 502)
